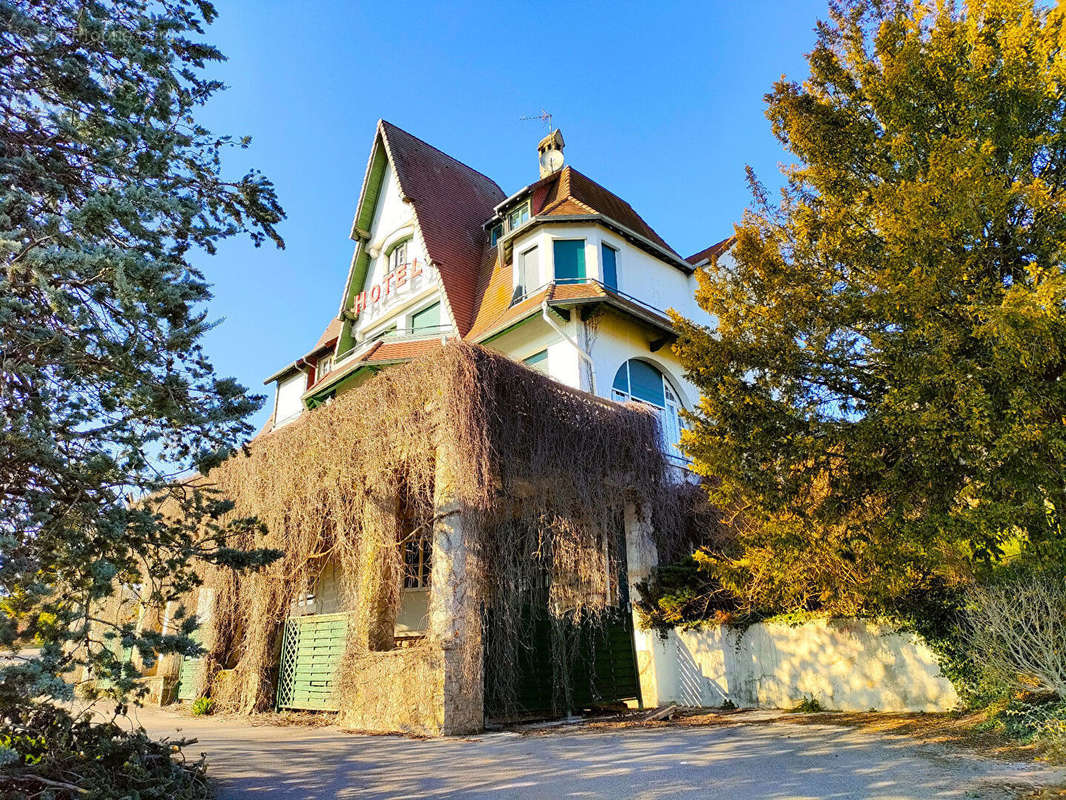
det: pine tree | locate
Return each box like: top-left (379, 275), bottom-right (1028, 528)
top-left (0, 0), bottom-right (283, 710)
top-left (673, 0), bottom-right (1066, 612)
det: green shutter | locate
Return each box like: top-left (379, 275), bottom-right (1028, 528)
top-left (601, 244), bottom-right (618, 290)
top-left (276, 613), bottom-right (350, 711)
top-left (176, 629), bottom-right (204, 701)
top-left (523, 350), bottom-right (548, 373)
top-left (411, 301), bottom-right (441, 332)
top-left (553, 240), bottom-right (586, 283)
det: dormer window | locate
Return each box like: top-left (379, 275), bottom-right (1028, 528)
top-left (507, 201), bottom-right (530, 231)
top-left (489, 223), bottom-right (503, 246)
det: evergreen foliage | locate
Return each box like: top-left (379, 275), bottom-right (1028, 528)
top-left (1, 0), bottom-right (282, 792)
top-left (672, 0), bottom-right (1066, 615)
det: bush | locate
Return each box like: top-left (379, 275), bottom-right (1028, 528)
top-left (792, 695), bottom-right (826, 713)
top-left (966, 576), bottom-right (1066, 698)
top-left (190, 696), bottom-right (215, 716)
top-left (0, 703), bottom-right (210, 799)
top-left (634, 555), bottom-right (736, 637)
top-left (981, 697), bottom-right (1066, 762)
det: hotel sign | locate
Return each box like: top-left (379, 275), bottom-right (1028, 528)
top-left (351, 259), bottom-right (431, 320)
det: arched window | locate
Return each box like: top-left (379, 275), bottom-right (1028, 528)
top-left (612, 359), bottom-right (685, 459)
top-left (385, 237), bottom-right (411, 271)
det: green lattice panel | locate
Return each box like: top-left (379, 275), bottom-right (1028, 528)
top-left (176, 629), bottom-right (204, 701)
top-left (276, 613), bottom-right (350, 711)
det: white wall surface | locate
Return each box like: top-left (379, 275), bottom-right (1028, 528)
top-left (273, 371), bottom-right (307, 429)
top-left (355, 163), bottom-right (450, 337)
top-left (633, 619), bottom-right (959, 713)
top-left (508, 222), bottom-right (711, 325)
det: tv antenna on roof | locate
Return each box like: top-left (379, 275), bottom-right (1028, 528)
top-left (520, 109), bottom-right (553, 132)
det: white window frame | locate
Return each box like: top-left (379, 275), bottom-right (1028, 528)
top-left (514, 244), bottom-right (540, 303)
top-left (507, 201), bottom-right (530, 231)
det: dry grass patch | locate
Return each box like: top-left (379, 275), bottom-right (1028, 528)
top-left (775, 709), bottom-right (1050, 762)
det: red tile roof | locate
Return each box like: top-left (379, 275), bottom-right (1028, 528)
top-left (379, 121), bottom-right (505, 336)
top-left (304, 336), bottom-right (447, 396)
top-left (301, 318), bottom-right (342, 361)
top-left (534, 167), bottom-right (679, 258)
top-left (269, 123), bottom-right (706, 387)
top-left (686, 236), bottom-right (735, 266)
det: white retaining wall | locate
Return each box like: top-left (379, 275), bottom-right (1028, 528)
top-left (633, 618), bottom-right (959, 712)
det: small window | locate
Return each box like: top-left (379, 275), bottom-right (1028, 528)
top-left (402, 533), bottom-right (432, 589)
top-left (554, 239), bottom-right (586, 283)
top-left (507, 202), bottom-right (530, 230)
top-left (601, 243), bottom-right (618, 290)
top-left (523, 350), bottom-right (548, 374)
top-left (513, 245), bottom-right (539, 304)
top-left (317, 354), bottom-right (333, 378)
top-left (388, 240), bottom-right (409, 271)
top-left (410, 301), bottom-right (441, 333)
top-left (489, 223), bottom-right (504, 246)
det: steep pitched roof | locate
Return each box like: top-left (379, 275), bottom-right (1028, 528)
top-left (533, 167), bottom-right (679, 258)
top-left (379, 121), bottom-right (506, 336)
top-left (687, 236), bottom-right (735, 266)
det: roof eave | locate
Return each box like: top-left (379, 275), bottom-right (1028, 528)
top-left (500, 213), bottom-right (692, 274)
top-left (262, 360), bottom-right (307, 385)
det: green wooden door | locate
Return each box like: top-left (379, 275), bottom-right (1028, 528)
top-left (176, 629), bottom-right (203, 701)
top-left (484, 606), bottom-right (640, 720)
top-left (276, 612), bottom-right (350, 711)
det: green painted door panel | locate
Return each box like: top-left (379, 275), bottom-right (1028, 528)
top-left (276, 612), bottom-right (350, 711)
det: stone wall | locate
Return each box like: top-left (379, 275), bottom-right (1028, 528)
top-left (633, 617), bottom-right (959, 712)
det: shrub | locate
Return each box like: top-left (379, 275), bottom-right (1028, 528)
top-left (634, 555), bottom-right (736, 638)
top-left (981, 697), bottom-right (1066, 762)
top-left (0, 703), bottom-right (209, 799)
top-left (966, 576), bottom-right (1066, 698)
top-left (190, 696), bottom-right (215, 716)
top-left (793, 695), bottom-right (825, 713)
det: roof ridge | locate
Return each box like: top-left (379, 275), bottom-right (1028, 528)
top-left (379, 119), bottom-right (505, 195)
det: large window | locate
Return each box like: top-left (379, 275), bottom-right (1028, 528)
top-left (554, 239), bottom-right (586, 283)
top-left (513, 245), bottom-right (539, 303)
top-left (612, 359), bottom-right (684, 459)
top-left (601, 243), bottom-right (618, 290)
top-left (410, 301), bottom-right (441, 333)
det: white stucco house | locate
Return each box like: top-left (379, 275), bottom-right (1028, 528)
top-left (263, 121), bottom-right (731, 461)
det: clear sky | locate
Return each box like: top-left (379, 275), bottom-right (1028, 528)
top-left (195, 0), bottom-right (826, 432)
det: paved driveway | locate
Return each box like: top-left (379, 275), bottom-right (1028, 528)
top-left (125, 706), bottom-right (1060, 800)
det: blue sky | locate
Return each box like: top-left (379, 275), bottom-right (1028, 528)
top-left (196, 0), bottom-right (826, 431)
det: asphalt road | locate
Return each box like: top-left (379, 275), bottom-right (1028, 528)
top-left (124, 705), bottom-right (1062, 800)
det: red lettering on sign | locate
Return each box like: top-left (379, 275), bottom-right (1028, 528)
top-left (350, 260), bottom-right (430, 317)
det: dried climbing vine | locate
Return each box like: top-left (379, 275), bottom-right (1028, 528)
top-left (185, 342), bottom-right (686, 716)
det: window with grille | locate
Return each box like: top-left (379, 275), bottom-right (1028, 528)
top-left (388, 239), bottom-right (409, 270)
top-left (402, 533), bottom-right (432, 589)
